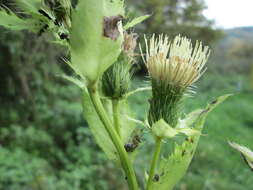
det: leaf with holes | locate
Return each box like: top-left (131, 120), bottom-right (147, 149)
top-left (70, 0), bottom-right (125, 83)
top-left (149, 94), bottom-right (231, 190)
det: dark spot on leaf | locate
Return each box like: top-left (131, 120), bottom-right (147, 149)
top-left (59, 33), bottom-right (69, 40)
top-left (182, 150), bottom-right (186, 156)
top-left (201, 108), bottom-right (210, 114)
top-left (211, 99), bottom-right (218, 104)
top-left (241, 153), bottom-right (253, 171)
top-left (103, 15), bottom-right (123, 40)
top-left (153, 174), bottom-right (160, 182)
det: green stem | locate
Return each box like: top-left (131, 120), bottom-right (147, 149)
top-left (146, 137), bottom-right (162, 190)
top-left (112, 99), bottom-right (121, 137)
top-left (88, 86), bottom-right (139, 190)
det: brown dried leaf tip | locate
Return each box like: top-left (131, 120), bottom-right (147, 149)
top-left (103, 15), bottom-right (123, 40)
top-left (123, 32), bottom-right (138, 56)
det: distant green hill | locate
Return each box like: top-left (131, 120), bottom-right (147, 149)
top-left (226, 26), bottom-right (253, 39)
top-left (223, 26), bottom-right (253, 45)
top-left (211, 26), bottom-right (253, 74)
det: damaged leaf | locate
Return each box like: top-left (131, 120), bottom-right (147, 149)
top-left (103, 15), bottom-right (123, 40)
top-left (149, 94), bottom-right (230, 190)
top-left (70, 0), bottom-right (125, 83)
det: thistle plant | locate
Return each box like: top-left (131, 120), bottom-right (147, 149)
top-left (142, 35), bottom-right (210, 127)
top-left (0, 1), bottom-right (230, 190)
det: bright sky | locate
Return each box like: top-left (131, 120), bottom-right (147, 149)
top-left (204, 0), bottom-right (253, 29)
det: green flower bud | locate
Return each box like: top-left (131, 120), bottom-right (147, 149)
top-left (101, 32), bottom-right (137, 99)
top-left (70, 0), bottom-right (125, 84)
top-left (101, 52), bottom-right (133, 99)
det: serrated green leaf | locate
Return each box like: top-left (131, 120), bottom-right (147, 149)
top-left (177, 128), bottom-right (200, 137)
top-left (229, 141), bottom-right (253, 170)
top-left (0, 10), bottom-right (39, 31)
top-left (152, 119), bottom-right (199, 139)
top-left (152, 119), bottom-right (178, 138)
top-left (176, 109), bottom-right (202, 129)
top-left (150, 94), bottom-right (230, 190)
top-left (82, 90), bottom-right (118, 161)
top-left (124, 15), bottom-right (150, 30)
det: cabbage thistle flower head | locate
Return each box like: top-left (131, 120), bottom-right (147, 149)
top-left (141, 34), bottom-right (211, 127)
top-left (142, 34), bottom-right (210, 88)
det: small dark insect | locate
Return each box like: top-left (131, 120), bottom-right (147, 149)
top-left (38, 9), bottom-right (53, 20)
top-left (38, 24), bottom-right (49, 36)
top-left (59, 33), bottom-right (69, 40)
top-left (124, 143), bottom-right (135, 152)
top-left (153, 174), bottom-right (160, 182)
top-left (124, 135), bottom-right (142, 152)
top-left (211, 99), bottom-right (218, 105)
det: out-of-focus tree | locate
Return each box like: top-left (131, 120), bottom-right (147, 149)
top-left (126, 0), bottom-right (222, 44)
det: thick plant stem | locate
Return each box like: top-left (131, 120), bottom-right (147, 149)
top-left (88, 85), bottom-right (139, 190)
top-left (146, 137), bottom-right (162, 190)
top-left (112, 99), bottom-right (121, 137)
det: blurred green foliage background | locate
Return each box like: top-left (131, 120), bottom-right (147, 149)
top-left (1, 0), bottom-right (253, 189)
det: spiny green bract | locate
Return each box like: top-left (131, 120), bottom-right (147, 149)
top-left (148, 80), bottom-right (186, 128)
top-left (102, 53), bottom-right (133, 99)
